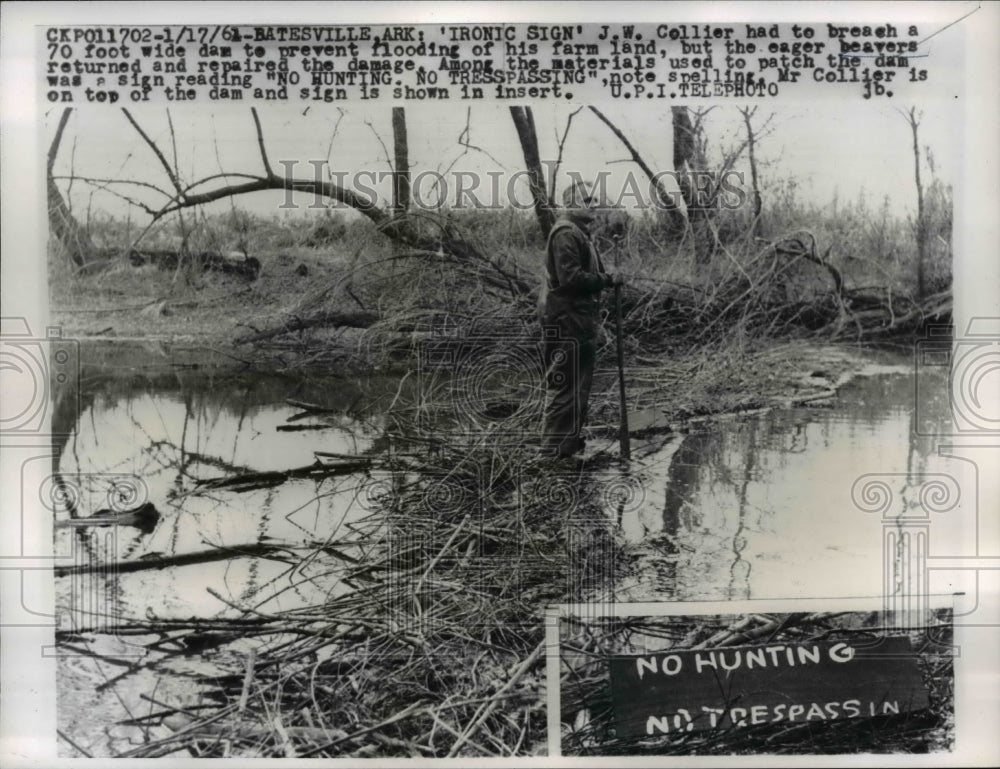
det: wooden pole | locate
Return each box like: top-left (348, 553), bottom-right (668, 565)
top-left (612, 237), bottom-right (631, 459)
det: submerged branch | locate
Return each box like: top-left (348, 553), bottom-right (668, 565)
top-left (195, 458), bottom-right (374, 491)
top-left (54, 542), bottom-right (300, 578)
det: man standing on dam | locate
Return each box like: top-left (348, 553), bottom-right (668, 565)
top-left (540, 181), bottom-right (623, 458)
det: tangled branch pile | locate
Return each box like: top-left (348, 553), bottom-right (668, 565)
top-left (68, 441), bottom-right (627, 758)
top-left (617, 231), bottom-right (950, 350)
top-left (232, 213), bottom-right (950, 371)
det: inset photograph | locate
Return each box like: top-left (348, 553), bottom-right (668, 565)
top-left (554, 602), bottom-right (954, 756)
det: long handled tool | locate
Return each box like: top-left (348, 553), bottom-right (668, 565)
top-left (611, 236), bottom-right (631, 459)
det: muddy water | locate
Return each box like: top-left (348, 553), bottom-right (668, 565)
top-left (52, 365), bottom-right (410, 625)
top-left (53, 345), bottom-right (962, 626)
top-left (612, 360), bottom-right (967, 603)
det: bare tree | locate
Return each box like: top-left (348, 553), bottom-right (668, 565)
top-left (671, 106), bottom-right (705, 214)
top-left (391, 107), bottom-right (410, 216)
top-left (108, 107), bottom-right (496, 266)
top-left (739, 106), bottom-right (763, 239)
top-left (509, 105), bottom-right (555, 237)
top-left (671, 106), bottom-right (715, 259)
top-left (901, 107), bottom-right (927, 298)
top-left (51, 106), bottom-right (546, 333)
top-left (47, 108), bottom-right (97, 267)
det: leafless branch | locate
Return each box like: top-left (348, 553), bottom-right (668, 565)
top-left (365, 118), bottom-right (395, 173)
top-left (51, 176), bottom-right (161, 215)
top-left (589, 106), bottom-right (681, 216)
top-left (324, 108), bottom-right (346, 173)
top-left (121, 108), bottom-right (184, 195)
top-left (250, 106), bottom-right (276, 179)
top-left (442, 107), bottom-right (508, 176)
top-left (549, 106), bottom-right (583, 205)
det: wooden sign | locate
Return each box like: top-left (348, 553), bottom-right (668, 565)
top-left (609, 636), bottom-right (929, 738)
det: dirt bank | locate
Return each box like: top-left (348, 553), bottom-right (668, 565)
top-left (52, 248), bottom-right (921, 433)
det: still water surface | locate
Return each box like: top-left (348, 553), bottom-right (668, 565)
top-left (53, 348), bottom-right (967, 626)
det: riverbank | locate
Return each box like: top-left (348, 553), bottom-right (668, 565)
top-left (57, 331), bottom-right (919, 450)
top-left (51, 249), bottom-right (926, 436)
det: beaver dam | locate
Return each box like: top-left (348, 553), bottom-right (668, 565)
top-left (51, 339), bottom-right (957, 758)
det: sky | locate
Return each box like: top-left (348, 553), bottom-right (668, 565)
top-left (48, 97), bottom-right (958, 229)
top-left (32, 5), bottom-right (970, 252)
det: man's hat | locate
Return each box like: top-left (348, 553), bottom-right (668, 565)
top-left (562, 180), bottom-right (597, 209)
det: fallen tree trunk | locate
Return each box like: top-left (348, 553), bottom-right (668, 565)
top-left (127, 249), bottom-right (261, 279)
top-left (54, 539), bottom-right (363, 578)
top-left (234, 310), bottom-right (380, 345)
top-left (831, 287), bottom-right (951, 338)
